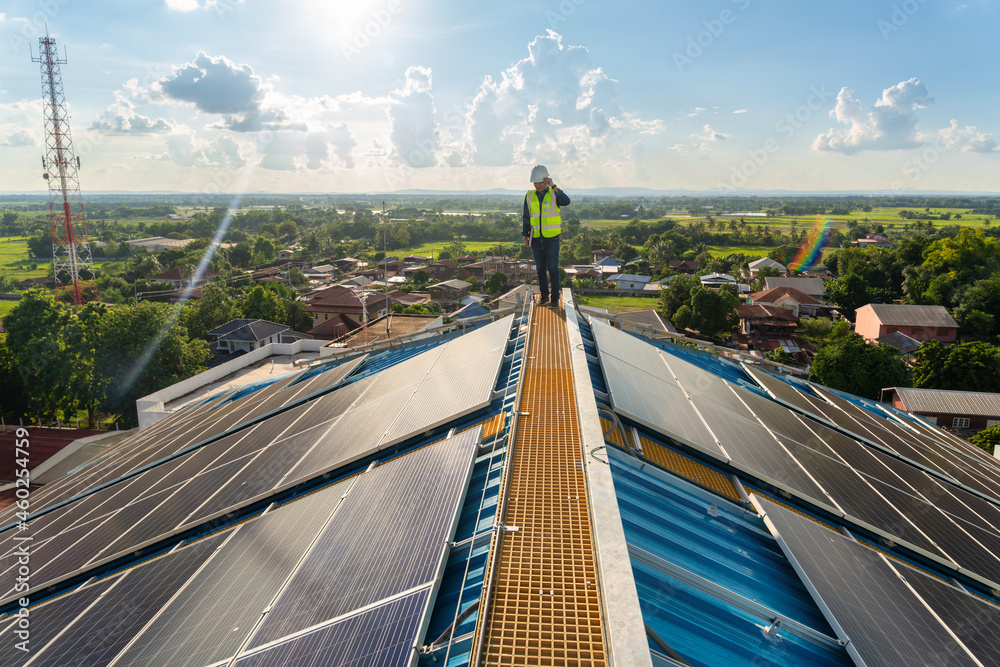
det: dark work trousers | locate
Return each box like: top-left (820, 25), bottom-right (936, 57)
top-left (531, 234), bottom-right (561, 301)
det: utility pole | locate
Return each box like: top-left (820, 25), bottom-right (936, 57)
top-left (382, 200), bottom-right (389, 337)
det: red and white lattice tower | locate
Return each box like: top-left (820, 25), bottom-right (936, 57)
top-left (32, 35), bottom-right (96, 305)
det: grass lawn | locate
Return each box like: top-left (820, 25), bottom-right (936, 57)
top-left (579, 218), bottom-right (637, 229)
top-left (0, 301), bottom-right (19, 319)
top-left (704, 244), bottom-right (773, 258)
top-left (573, 294), bottom-right (659, 314)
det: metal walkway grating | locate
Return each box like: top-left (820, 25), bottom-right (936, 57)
top-left (477, 301), bottom-right (607, 666)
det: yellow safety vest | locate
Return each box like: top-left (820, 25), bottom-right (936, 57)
top-left (526, 188), bottom-right (561, 238)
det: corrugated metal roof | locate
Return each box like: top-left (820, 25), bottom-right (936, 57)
top-left (861, 303), bottom-right (959, 328)
top-left (765, 276), bottom-right (826, 295)
top-left (890, 386), bottom-right (1000, 417)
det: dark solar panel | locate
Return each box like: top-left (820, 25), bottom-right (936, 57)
top-left (690, 395), bottom-right (829, 500)
top-left (756, 495), bottom-right (980, 667)
top-left (902, 565), bottom-right (1000, 664)
top-left (23, 533), bottom-right (226, 667)
top-left (0, 576), bottom-right (119, 667)
top-left (747, 369), bottom-right (834, 421)
top-left (233, 588), bottom-right (430, 667)
top-left (109, 482), bottom-right (351, 667)
top-left (246, 429), bottom-right (479, 649)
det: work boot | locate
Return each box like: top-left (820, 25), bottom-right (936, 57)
top-left (549, 294), bottom-right (560, 308)
top-left (538, 295), bottom-right (549, 305)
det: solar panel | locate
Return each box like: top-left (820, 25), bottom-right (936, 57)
top-left (689, 395), bottom-right (830, 500)
top-left (22, 533), bottom-right (227, 667)
top-left (745, 368), bottom-right (834, 422)
top-left (658, 352), bottom-right (732, 403)
top-left (599, 354), bottom-right (723, 458)
top-left (591, 318), bottom-right (677, 384)
top-left (108, 480), bottom-right (352, 667)
top-left (233, 588), bottom-right (431, 667)
top-left (0, 576), bottom-right (119, 667)
top-left (246, 428), bottom-right (479, 649)
top-left (755, 494), bottom-right (985, 667)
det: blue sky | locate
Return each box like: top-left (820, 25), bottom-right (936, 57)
top-left (0, 0), bottom-right (998, 194)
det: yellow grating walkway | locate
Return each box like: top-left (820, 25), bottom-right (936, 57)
top-left (478, 302), bottom-right (607, 666)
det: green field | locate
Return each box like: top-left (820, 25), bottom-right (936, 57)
top-left (392, 240), bottom-right (505, 259)
top-left (573, 294), bottom-right (658, 314)
top-left (0, 301), bottom-right (18, 318)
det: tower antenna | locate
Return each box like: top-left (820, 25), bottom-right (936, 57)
top-left (31, 34), bottom-right (97, 304)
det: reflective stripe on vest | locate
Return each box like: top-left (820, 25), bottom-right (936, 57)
top-left (526, 188), bottom-right (561, 238)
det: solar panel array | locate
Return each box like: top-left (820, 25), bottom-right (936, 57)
top-left (0, 316), bottom-right (512, 604)
top-left (3, 426), bottom-right (482, 666)
top-left (756, 495), bottom-right (1000, 667)
top-left (591, 320), bottom-right (1000, 593)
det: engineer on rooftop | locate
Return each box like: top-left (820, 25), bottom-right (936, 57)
top-left (522, 164), bottom-right (570, 307)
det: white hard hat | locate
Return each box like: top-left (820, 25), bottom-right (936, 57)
top-left (530, 165), bottom-right (549, 182)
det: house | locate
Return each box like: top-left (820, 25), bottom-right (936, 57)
top-left (428, 279), bottom-right (472, 309)
top-left (883, 386), bottom-right (1000, 432)
top-left (763, 276), bottom-right (826, 300)
top-left (19, 276), bottom-right (54, 289)
top-left (594, 256), bottom-right (623, 276)
top-left (573, 268), bottom-right (602, 282)
top-left (454, 254), bottom-right (479, 265)
top-left (747, 257), bottom-right (787, 278)
top-left (668, 260), bottom-right (700, 274)
top-left (735, 304), bottom-right (798, 336)
top-left (749, 286), bottom-right (829, 319)
top-left (853, 232), bottom-right (893, 248)
top-left (875, 331), bottom-right (922, 358)
top-left (426, 260), bottom-right (458, 278)
top-left (855, 303), bottom-right (959, 344)
top-left (207, 319), bottom-right (311, 354)
top-left (606, 274), bottom-right (652, 290)
top-left (304, 286), bottom-right (393, 331)
top-left (402, 265), bottom-right (429, 280)
top-left (700, 273), bottom-right (737, 288)
top-left (277, 249), bottom-right (295, 260)
top-left (592, 248), bottom-right (614, 262)
top-left (403, 254), bottom-right (432, 264)
top-left (127, 236), bottom-right (196, 253)
top-left (149, 266), bottom-right (220, 289)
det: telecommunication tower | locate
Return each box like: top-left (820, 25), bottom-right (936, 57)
top-left (32, 35), bottom-right (97, 305)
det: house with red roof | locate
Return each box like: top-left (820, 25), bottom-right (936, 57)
top-left (304, 286), bottom-right (393, 337)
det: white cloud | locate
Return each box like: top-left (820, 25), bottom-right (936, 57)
top-left (2, 129), bottom-right (37, 147)
top-left (152, 52), bottom-right (285, 132)
top-left (162, 130), bottom-right (245, 170)
top-left (687, 107), bottom-right (706, 117)
top-left (388, 66), bottom-right (437, 168)
top-left (461, 31), bottom-right (659, 169)
top-left (91, 81), bottom-right (174, 134)
top-left (164, 0), bottom-right (244, 11)
top-left (937, 119), bottom-right (999, 153)
top-left (259, 125), bottom-right (357, 171)
top-left (813, 78), bottom-right (933, 154)
top-left (165, 0), bottom-right (200, 10)
top-left (699, 124), bottom-right (729, 142)
top-left (733, 109), bottom-right (748, 114)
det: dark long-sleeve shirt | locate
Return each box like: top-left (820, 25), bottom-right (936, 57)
top-left (522, 188), bottom-right (571, 237)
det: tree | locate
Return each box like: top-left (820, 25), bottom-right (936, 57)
top-left (241, 285), bottom-right (287, 323)
top-left (825, 273), bottom-right (880, 321)
top-left (687, 285), bottom-right (740, 338)
top-left (485, 271), bottom-right (508, 296)
top-left (410, 269), bottom-right (430, 285)
top-left (969, 425), bottom-right (1000, 454)
top-left (808, 334), bottom-right (909, 400)
top-left (912, 341), bottom-right (1000, 393)
top-left (2, 289), bottom-right (78, 420)
top-left (182, 282), bottom-right (240, 339)
top-left (96, 301), bottom-right (208, 426)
